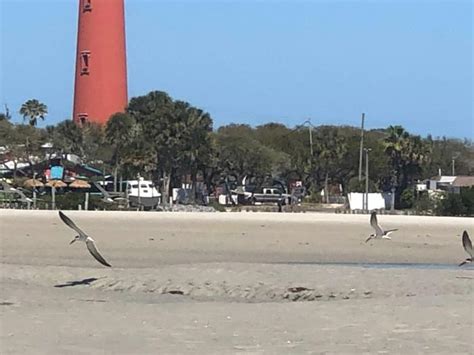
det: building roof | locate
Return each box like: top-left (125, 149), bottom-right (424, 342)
top-left (435, 176), bottom-right (457, 184)
top-left (452, 176), bottom-right (474, 188)
top-left (19, 157), bottom-right (103, 178)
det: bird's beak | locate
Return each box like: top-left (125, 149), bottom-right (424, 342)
top-left (69, 238), bottom-right (76, 245)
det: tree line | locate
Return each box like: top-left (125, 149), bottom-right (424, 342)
top-left (1, 91), bottom-right (473, 208)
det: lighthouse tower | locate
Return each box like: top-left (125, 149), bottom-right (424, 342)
top-left (73, 0), bottom-right (128, 125)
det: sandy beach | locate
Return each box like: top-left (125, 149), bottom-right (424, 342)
top-left (1, 210), bottom-right (473, 354)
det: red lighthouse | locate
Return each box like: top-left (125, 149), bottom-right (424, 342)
top-left (73, 0), bottom-right (128, 125)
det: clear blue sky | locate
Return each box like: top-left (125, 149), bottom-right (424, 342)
top-left (1, 0), bottom-right (472, 138)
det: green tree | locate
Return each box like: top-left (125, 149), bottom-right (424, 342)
top-left (19, 99), bottom-right (48, 126)
top-left (47, 120), bottom-right (85, 156)
top-left (347, 176), bottom-right (377, 193)
top-left (127, 91), bottom-right (214, 204)
top-left (47, 120), bottom-right (110, 165)
top-left (0, 118), bottom-right (13, 145)
top-left (0, 105), bottom-right (12, 123)
top-left (437, 193), bottom-right (467, 216)
top-left (105, 112), bottom-right (136, 191)
top-left (215, 124), bottom-right (288, 184)
top-left (7, 124), bottom-right (47, 178)
top-left (81, 122), bottom-right (111, 164)
top-left (312, 127), bottom-right (349, 187)
top-left (384, 125), bottom-right (431, 206)
top-left (173, 101), bottom-right (214, 202)
top-left (254, 123), bottom-right (293, 153)
top-left (400, 187), bottom-right (415, 209)
top-left (384, 125), bottom-right (411, 187)
top-left (120, 125), bottom-right (157, 180)
top-left (424, 136), bottom-right (473, 177)
top-left (460, 187), bottom-right (474, 216)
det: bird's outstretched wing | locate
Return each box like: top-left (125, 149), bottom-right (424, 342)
top-left (92, 182), bottom-right (114, 203)
top-left (1, 181), bottom-right (15, 191)
top-left (370, 211), bottom-right (384, 236)
top-left (93, 182), bottom-right (109, 196)
top-left (462, 231), bottom-right (472, 258)
top-left (384, 228), bottom-right (398, 233)
top-left (86, 238), bottom-right (112, 267)
top-left (59, 211), bottom-right (87, 238)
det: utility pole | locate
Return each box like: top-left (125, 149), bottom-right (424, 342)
top-left (308, 119), bottom-right (314, 157)
top-left (358, 113), bottom-right (365, 181)
top-left (452, 158), bottom-right (455, 176)
top-left (137, 173), bottom-right (141, 210)
top-left (32, 172), bottom-right (37, 209)
top-left (324, 172), bottom-right (329, 204)
top-left (4, 104), bottom-right (11, 120)
top-left (364, 148), bottom-right (371, 212)
top-left (390, 186), bottom-right (396, 212)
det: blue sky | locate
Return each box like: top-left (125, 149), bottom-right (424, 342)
top-left (0, 0), bottom-right (472, 138)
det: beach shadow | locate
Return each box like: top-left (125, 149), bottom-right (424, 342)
top-left (272, 261), bottom-right (459, 270)
top-left (54, 277), bottom-right (99, 288)
top-left (0, 302), bottom-right (15, 306)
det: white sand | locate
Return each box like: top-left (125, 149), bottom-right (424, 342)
top-left (1, 210), bottom-right (473, 354)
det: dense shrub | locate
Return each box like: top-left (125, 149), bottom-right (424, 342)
top-left (207, 200), bottom-right (227, 212)
top-left (413, 193), bottom-right (438, 215)
top-left (460, 187), bottom-right (474, 216)
top-left (437, 194), bottom-right (467, 216)
top-left (400, 188), bottom-right (415, 209)
top-left (434, 188), bottom-right (473, 216)
top-left (37, 192), bottom-right (116, 210)
top-left (412, 188), bottom-right (473, 216)
top-left (347, 177), bottom-right (377, 193)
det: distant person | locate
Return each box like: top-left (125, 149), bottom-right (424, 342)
top-left (277, 198), bottom-right (283, 212)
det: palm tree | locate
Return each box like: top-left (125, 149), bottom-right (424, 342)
top-left (106, 112), bottom-right (135, 191)
top-left (19, 99), bottom-right (48, 126)
top-left (384, 126), bottom-right (410, 180)
top-left (127, 91), bottom-right (216, 204)
top-left (305, 127), bottom-right (349, 196)
top-left (48, 120), bottom-right (84, 156)
top-left (384, 125), bottom-right (431, 206)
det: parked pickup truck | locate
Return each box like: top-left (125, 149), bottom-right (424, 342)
top-left (249, 187), bottom-right (291, 205)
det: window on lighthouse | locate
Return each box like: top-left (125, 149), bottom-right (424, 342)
top-left (78, 113), bottom-right (89, 125)
top-left (80, 51), bottom-right (91, 75)
top-left (83, 0), bottom-right (92, 12)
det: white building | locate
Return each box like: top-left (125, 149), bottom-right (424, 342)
top-left (417, 176), bottom-right (474, 194)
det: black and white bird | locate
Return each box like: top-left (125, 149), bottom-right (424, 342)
top-left (58, 211), bottom-right (112, 267)
top-left (92, 182), bottom-right (114, 203)
top-left (1, 181), bottom-right (33, 203)
top-left (365, 211), bottom-right (398, 243)
top-left (459, 231), bottom-right (473, 267)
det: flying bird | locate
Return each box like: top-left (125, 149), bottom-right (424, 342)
top-left (459, 231), bottom-right (473, 267)
top-left (1, 181), bottom-right (33, 203)
top-left (59, 211), bottom-right (112, 267)
top-left (365, 211), bottom-right (398, 243)
top-left (92, 182), bottom-right (114, 203)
